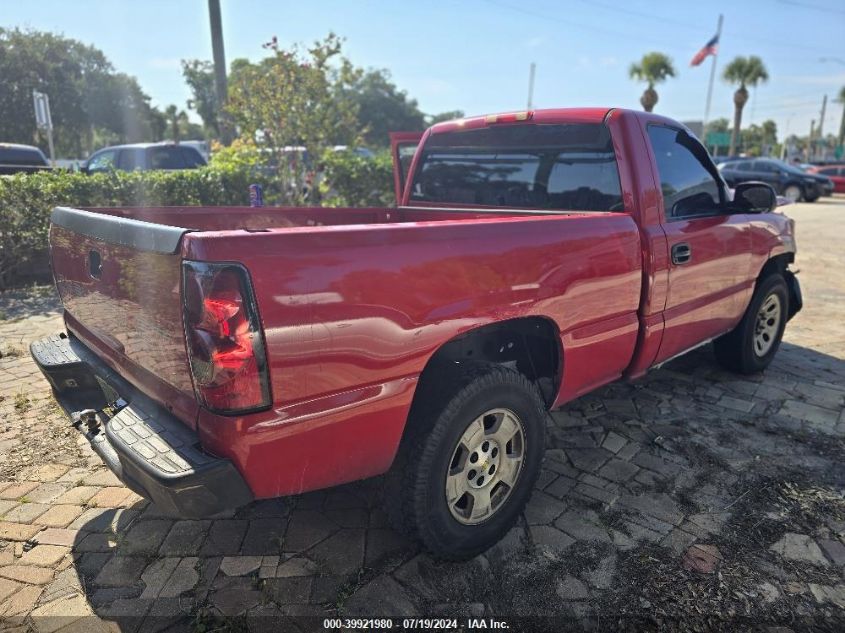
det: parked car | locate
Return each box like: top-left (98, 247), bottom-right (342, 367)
top-left (807, 164), bottom-right (845, 194)
top-left (718, 158), bottom-right (832, 202)
top-left (31, 108), bottom-right (801, 559)
top-left (82, 142), bottom-right (207, 174)
top-left (0, 143), bottom-right (51, 175)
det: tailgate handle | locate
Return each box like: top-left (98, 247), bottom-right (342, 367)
top-left (671, 242), bottom-right (692, 265)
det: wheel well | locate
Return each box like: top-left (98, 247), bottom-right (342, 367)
top-left (407, 317), bottom-right (561, 437)
top-left (756, 253), bottom-right (793, 288)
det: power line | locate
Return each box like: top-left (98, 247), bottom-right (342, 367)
top-left (778, 0), bottom-right (845, 16)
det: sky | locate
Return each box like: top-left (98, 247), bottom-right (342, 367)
top-left (4, 0), bottom-right (845, 142)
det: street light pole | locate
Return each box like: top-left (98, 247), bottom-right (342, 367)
top-left (527, 62), bottom-right (536, 110)
top-left (208, 0), bottom-right (232, 144)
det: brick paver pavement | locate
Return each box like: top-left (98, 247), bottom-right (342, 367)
top-left (1, 198), bottom-right (844, 630)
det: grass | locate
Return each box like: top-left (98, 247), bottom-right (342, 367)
top-left (13, 392), bottom-right (31, 414)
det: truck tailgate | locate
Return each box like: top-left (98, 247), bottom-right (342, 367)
top-left (49, 207), bottom-right (199, 428)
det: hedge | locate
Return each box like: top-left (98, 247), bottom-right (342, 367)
top-left (0, 152), bottom-right (393, 289)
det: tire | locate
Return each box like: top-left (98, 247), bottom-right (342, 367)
top-left (385, 365), bottom-right (546, 559)
top-left (782, 184), bottom-right (802, 203)
top-left (804, 193), bottom-right (819, 203)
top-left (713, 274), bottom-right (789, 374)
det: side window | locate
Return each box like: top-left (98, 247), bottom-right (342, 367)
top-left (149, 147), bottom-right (186, 169)
top-left (87, 150), bottom-right (118, 173)
top-left (647, 125), bottom-right (722, 219)
top-left (117, 149), bottom-right (144, 171)
top-left (818, 167), bottom-right (836, 176)
top-left (753, 162), bottom-right (773, 173)
top-left (180, 147), bottom-right (205, 168)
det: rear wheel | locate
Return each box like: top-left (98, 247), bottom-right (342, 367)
top-left (783, 184), bottom-right (802, 203)
top-left (713, 274), bottom-right (788, 374)
top-left (385, 365), bottom-right (546, 559)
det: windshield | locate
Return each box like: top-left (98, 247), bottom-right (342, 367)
top-left (409, 123), bottom-right (624, 212)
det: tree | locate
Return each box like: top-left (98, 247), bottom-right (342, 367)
top-left (723, 56), bottom-right (769, 156)
top-left (740, 119), bottom-right (778, 156)
top-left (428, 110), bottom-right (465, 125)
top-left (837, 85), bottom-right (845, 149)
top-left (164, 105), bottom-right (191, 141)
top-left (628, 52), bottom-right (676, 112)
top-left (344, 69), bottom-right (426, 147)
top-left (0, 27), bottom-right (164, 156)
top-left (225, 33), bottom-right (361, 204)
top-left (182, 60), bottom-right (219, 137)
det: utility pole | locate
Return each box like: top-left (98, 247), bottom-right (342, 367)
top-left (527, 63), bottom-right (536, 110)
top-left (702, 14), bottom-right (723, 132)
top-left (208, 0), bottom-right (232, 144)
top-left (809, 119), bottom-right (816, 161)
top-left (817, 94), bottom-right (827, 159)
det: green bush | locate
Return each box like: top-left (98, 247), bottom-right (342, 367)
top-left (319, 149), bottom-right (394, 207)
top-left (0, 152), bottom-right (396, 289)
top-left (0, 167), bottom-right (261, 289)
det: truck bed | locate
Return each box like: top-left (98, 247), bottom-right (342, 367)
top-left (50, 204), bottom-right (642, 495)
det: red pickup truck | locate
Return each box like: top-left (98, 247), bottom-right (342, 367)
top-left (31, 108), bottom-right (801, 559)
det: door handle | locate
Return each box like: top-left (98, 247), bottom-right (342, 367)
top-left (671, 242), bottom-right (692, 265)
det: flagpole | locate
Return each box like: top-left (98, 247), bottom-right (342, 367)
top-left (703, 14), bottom-right (723, 135)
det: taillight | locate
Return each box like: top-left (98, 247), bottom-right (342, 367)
top-left (182, 261), bottom-right (271, 414)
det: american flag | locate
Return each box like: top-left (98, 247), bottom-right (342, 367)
top-left (690, 34), bottom-right (719, 67)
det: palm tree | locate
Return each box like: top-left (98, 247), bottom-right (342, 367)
top-left (723, 56), bottom-right (769, 156)
top-left (629, 52), bottom-right (676, 113)
top-left (837, 85), bottom-right (845, 149)
top-left (165, 105), bottom-right (190, 142)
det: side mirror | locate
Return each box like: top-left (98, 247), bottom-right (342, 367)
top-left (730, 182), bottom-right (777, 214)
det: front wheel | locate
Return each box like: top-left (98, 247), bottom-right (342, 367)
top-left (386, 366), bottom-right (546, 559)
top-left (713, 274), bottom-right (789, 374)
top-left (782, 184), bottom-right (802, 203)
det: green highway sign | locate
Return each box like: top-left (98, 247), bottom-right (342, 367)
top-left (706, 132), bottom-right (731, 147)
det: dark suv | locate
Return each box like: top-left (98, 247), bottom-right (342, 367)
top-left (82, 143), bottom-right (206, 174)
top-left (0, 143), bottom-right (50, 175)
top-left (717, 158), bottom-right (831, 203)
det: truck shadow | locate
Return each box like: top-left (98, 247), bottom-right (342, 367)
top-left (65, 340), bottom-right (845, 629)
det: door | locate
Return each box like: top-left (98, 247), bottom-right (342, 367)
top-left (750, 160), bottom-right (784, 193)
top-left (646, 124), bottom-right (753, 364)
top-left (389, 132), bottom-right (423, 205)
top-left (85, 149), bottom-right (119, 174)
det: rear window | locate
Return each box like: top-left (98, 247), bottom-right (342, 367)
top-left (409, 123), bottom-right (624, 212)
top-left (0, 146), bottom-right (48, 166)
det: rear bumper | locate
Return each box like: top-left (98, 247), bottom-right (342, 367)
top-left (29, 333), bottom-right (253, 518)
